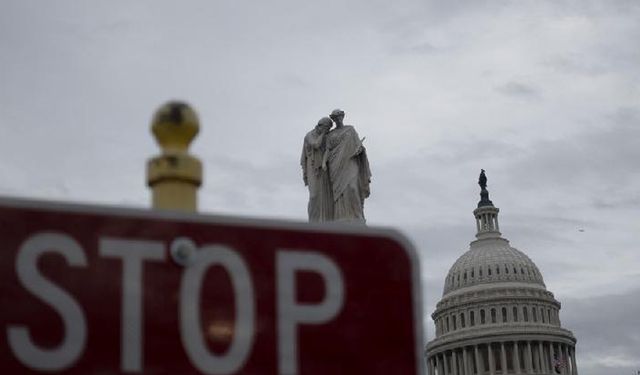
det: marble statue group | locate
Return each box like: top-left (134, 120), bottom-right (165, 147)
top-left (301, 109), bottom-right (371, 224)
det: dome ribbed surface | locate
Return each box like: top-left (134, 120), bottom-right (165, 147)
top-left (443, 238), bottom-right (545, 296)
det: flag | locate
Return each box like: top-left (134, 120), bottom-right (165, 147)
top-left (553, 354), bottom-right (565, 372)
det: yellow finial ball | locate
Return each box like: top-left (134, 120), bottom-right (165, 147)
top-left (151, 101), bottom-right (200, 152)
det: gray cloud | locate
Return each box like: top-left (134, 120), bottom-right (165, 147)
top-left (543, 56), bottom-right (609, 77)
top-left (391, 41), bottom-right (440, 56)
top-left (561, 288), bottom-right (640, 375)
top-left (592, 195), bottom-right (640, 209)
top-left (276, 73), bottom-right (310, 89)
top-left (496, 82), bottom-right (541, 99)
top-left (504, 107), bottom-right (640, 205)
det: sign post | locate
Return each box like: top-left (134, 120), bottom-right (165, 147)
top-left (0, 197), bottom-right (424, 374)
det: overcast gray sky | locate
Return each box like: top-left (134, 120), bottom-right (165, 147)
top-left (1, 1), bottom-right (639, 373)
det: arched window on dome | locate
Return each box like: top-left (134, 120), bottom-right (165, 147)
top-left (470, 311), bottom-right (475, 326)
top-left (488, 267), bottom-right (492, 276)
top-left (532, 307), bottom-right (538, 322)
top-left (452, 315), bottom-right (457, 330)
top-left (446, 316), bottom-right (450, 332)
top-left (513, 307), bottom-right (518, 322)
top-left (460, 313), bottom-right (465, 328)
top-left (547, 309), bottom-right (552, 324)
top-left (505, 265), bottom-right (509, 274)
top-left (496, 266), bottom-right (500, 275)
top-left (523, 307), bottom-right (529, 322)
top-left (491, 308), bottom-right (496, 323)
top-left (502, 307), bottom-right (507, 323)
top-left (479, 268), bottom-right (483, 277)
top-left (463, 271), bottom-right (467, 282)
top-left (513, 266), bottom-right (518, 274)
top-left (520, 267), bottom-right (525, 274)
top-left (471, 269), bottom-right (474, 278)
top-left (541, 308), bottom-right (545, 323)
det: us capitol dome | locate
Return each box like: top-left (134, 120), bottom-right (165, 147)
top-left (425, 171), bottom-right (578, 375)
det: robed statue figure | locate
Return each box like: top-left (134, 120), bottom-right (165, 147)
top-left (301, 117), bottom-right (334, 222)
top-left (322, 109), bottom-right (371, 223)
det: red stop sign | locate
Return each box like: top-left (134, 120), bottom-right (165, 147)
top-left (0, 197), bottom-right (424, 374)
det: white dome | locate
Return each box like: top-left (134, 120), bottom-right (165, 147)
top-left (425, 172), bottom-right (578, 375)
top-left (443, 237), bottom-right (545, 296)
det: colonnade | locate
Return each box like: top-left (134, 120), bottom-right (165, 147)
top-left (428, 341), bottom-right (577, 375)
top-left (476, 211), bottom-right (499, 233)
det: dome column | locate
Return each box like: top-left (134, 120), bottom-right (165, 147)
top-left (488, 344), bottom-right (496, 375)
top-left (462, 346), bottom-right (469, 375)
top-left (549, 343), bottom-right (556, 374)
top-left (474, 345), bottom-right (483, 375)
top-left (500, 343), bottom-right (508, 374)
top-left (563, 344), bottom-right (570, 374)
top-left (444, 352), bottom-right (450, 375)
top-left (452, 350), bottom-right (458, 375)
top-left (557, 343), bottom-right (564, 374)
top-left (526, 341), bottom-right (533, 373)
top-left (513, 341), bottom-right (521, 374)
top-left (532, 343), bottom-right (539, 372)
top-left (559, 343), bottom-right (566, 374)
top-left (538, 342), bottom-right (546, 373)
top-left (560, 343), bottom-right (566, 374)
top-left (570, 347), bottom-right (578, 375)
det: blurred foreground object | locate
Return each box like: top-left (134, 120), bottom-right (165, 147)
top-left (146, 101), bottom-right (202, 212)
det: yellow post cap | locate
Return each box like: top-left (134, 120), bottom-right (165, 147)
top-left (151, 101), bottom-right (200, 153)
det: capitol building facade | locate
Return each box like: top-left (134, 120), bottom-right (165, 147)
top-left (425, 173), bottom-right (578, 375)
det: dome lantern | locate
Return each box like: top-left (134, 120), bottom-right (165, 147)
top-left (474, 170), bottom-right (501, 239)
